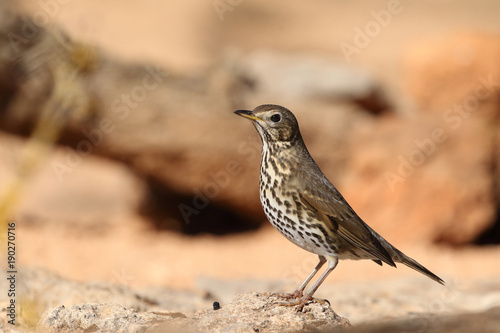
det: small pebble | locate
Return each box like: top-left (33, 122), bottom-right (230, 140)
top-left (213, 302), bottom-right (221, 311)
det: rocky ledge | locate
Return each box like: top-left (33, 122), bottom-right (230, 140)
top-left (36, 293), bottom-right (350, 333)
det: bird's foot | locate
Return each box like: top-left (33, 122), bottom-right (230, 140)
top-left (272, 289), bottom-right (303, 300)
top-left (274, 294), bottom-right (329, 312)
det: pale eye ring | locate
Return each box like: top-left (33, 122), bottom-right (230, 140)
top-left (270, 114), bottom-right (281, 123)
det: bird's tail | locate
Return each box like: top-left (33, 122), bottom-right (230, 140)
top-left (395, 249), bottom-right (445, 285)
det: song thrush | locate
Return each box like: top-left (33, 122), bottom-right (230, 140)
top-left (235, 104), bottom-right (444, 311)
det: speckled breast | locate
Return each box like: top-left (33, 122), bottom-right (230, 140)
top-left (259, 146), bottom-right (339, 258)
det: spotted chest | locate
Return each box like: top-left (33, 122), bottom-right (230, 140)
top-left (259, 143), bottom-right (340, 257)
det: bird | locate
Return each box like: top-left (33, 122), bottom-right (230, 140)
top-left (234, 104), bottom-right (444, 311)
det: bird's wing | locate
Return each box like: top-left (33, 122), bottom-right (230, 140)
top-left (296, 169), bottom-right (396, 267)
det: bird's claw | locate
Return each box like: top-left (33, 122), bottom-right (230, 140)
top-left (273, 295), bottom-right (330, 312)
top-left (312, 298), bottom-right (330, 306)
top-left (273, 294), bottom-right (313, 312)
top-left (271, 290), bottom-right (303, 300)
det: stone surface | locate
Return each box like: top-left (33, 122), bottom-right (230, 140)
top-left (35, 293), bottom-right (349, 333)
top-left (36, 303), bottom-right (178, 333)
top-left (184, 292), bottom-right (350, 333)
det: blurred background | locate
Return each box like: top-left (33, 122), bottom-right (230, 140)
top-left (1, 0), bottom-right (500, 328)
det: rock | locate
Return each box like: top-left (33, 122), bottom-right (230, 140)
top-left (36, 293), bottom-right (349, 333)
top-left (400, 32), bottom-right (500, 244)
top-left (29, 289), bottom-right (500, 333)
top-left (36, 303), bottom-right (180, 333)
top-left (0, 132), bottom-right (146, 232)
top-left (0, 5), bottom-right (371, 235)
top-left (340, 115), bottom-right (496, 245)
top-left (0, 5), bottom-right (261, 234)
top-left (172, 292), bottom-right (349, 333)
top-left (403, 32), bottom-right (500, 118)
top-left (225, 50), bottom-right (389, 114)
top-left (0, 16), bottom-right (99, 133)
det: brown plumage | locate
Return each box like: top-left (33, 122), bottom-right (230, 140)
top-left (235, 104), bottom-right (444, 311)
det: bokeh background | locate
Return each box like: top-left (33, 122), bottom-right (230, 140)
top-left (1, 0), bottom-right (500, 329)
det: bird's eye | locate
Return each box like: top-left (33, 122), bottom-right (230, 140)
top-left (270, 114), bottom-right (281, 123)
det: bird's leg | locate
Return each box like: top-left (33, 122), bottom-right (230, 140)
top-left (276, 256), bottom-right (338, 312)
top-left (273, 256), bottom-right (326, 300)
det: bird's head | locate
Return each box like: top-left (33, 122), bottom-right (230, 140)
top-left (234, 104), bottom-right (301, 143)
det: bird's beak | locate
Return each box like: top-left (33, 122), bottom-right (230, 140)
top-left (234, 110), bottom-right (263, 121)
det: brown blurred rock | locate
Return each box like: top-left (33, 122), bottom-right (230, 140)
top-left (341, 115), bottom-right (496, 245)
top-left (0, 4), bottom-right (261, 234)
top-left (404, 32), bottom-right (500, 119)
top-left (224, 50), bottom-right (390, 114)
top-left (398, 32), bottom-right (500, 244)
top-left (0, 132), bottom-right (146, 232)
top-left (0, 5), bottom-right (375, 235)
